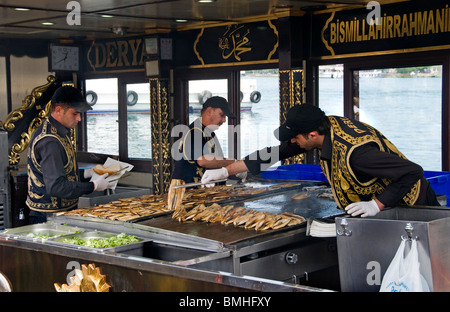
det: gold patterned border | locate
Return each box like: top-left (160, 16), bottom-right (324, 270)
top-left (312, 44), bottom-right (450, 60)
top-left (189, 59), bottom-right (278, 69)
top-left (267, 19), bottom-right (279, 60)
top-left (320, 11), bottom-right (335, 56)
top-left (150, 78), bottom-right (171, 195)
top-left (193, 28), bottom-right (205, 66)
top-left (279, 69), bottom-right (305, 165)
top-left (150, 79), bottom-right (160, 194)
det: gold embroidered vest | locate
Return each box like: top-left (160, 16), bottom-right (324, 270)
top-left (26, 118), bottom-right (79, 212)
top-left (319, 116), bottom-right (420, 210)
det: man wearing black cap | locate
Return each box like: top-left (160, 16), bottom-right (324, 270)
top-left (27, 85), bottom-right (114, 224)
top-left (170, 96), bottom-right (240, 186)
top-left (202, 104), bottom-right (440, 217)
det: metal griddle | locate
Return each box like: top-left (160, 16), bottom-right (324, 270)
top-left (241, 188), bottom-right (342, 219)
top-left (138, 181), bottom-right (344, 245)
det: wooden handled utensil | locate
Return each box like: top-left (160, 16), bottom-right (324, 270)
top-left (170, 179), bottom-right (227, 189)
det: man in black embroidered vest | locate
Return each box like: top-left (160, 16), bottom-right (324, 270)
top-left (27, 86), bottom-right (114, 224)
top-left (171, 96), bottom-right (240, 185)
top-left (202, 104), bottom-right (440, 217)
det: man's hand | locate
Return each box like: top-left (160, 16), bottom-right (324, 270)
top-left (92, 173), bottom-right (115, 191)
top-left (235, 171), bottom-right (247, 182)
top-left (201, 167), bottom-right (229, 187)
top-left (345, 199), bottom-right (380, 217)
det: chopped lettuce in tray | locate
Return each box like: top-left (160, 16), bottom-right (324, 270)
top-left (60, 233), bottom-right (140, 248)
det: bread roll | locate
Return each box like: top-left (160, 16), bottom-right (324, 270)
top-left (93, 163), bottom-right (121, 176)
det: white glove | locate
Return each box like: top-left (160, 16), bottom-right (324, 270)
top-left (201, 167), bottom-right (229, 187)
top-left (92, 173), bottom-right (115, 191)
top-left (345, 199), bottom-right (380, 218)
top-left (84, 168), bottom-right (94, 179)
top-left (235, 171), bottom-right (247, 182)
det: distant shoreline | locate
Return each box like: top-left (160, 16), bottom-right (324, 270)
top-left (244, 73), bottom-right (442, 78)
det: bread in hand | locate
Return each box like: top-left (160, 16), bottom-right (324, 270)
top-left (92, 163), bottom-right (121, 176)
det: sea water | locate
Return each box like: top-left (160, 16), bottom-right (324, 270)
top-left (320, 77), bottom-right (441, 171)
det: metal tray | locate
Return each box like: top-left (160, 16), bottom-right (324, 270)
top-left (0, 223), bottom-right (84, 241)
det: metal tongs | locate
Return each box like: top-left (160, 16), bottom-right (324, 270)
top-left (107, 166), bottom-right (131, 182)
top-left (170, 179), bottom-right (228, 189)
top-left (112, 165), bottom-right (130, 175)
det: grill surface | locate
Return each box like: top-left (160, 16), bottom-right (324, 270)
top-left (139, 181), bottom-right (344, 245)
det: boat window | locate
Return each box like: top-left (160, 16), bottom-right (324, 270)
top-left (355, 66), bottom-right (442, 171)
top-left (188, 79), bottom-right (229, 156)
top-left (126, 82), bottom-right (151, 159)
top-left (318, 64), bottom-right (344, 116)
top-left (239, 69), bottom-right (279, 159)
top-left (85, 78), bottom-right (119, 155)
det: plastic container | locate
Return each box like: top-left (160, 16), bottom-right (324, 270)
top-left (262, 167), bottom-right (450, 205)
top-left (424, 170), bottom-right (450, 206)
top-left (261, 164), bottom-right (327, 182)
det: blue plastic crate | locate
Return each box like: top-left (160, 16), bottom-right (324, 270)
top-left (261, 164), bottom-right (327, 182)
top-left (424, 171), bottom-right (450, 206)
top-left (262, 167), bottom-right (450, 205)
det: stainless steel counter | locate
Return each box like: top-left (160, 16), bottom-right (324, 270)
top-left (78, 186), bottom-right (151, 207)
top-left (0, 180), bottom-right (345, 291)
top-left (0, 219), bottom-right (328, 292)
top-left (336, 206), bottom-right (450, 292)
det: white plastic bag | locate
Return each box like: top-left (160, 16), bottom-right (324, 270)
top-left (380, 239), bottom-right (430, 292)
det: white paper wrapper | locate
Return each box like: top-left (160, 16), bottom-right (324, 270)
top-left (90, 157), bottom-right (133, 190)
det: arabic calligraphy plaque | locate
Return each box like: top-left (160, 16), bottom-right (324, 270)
top-left (193, 21), bottom-right (278, 66)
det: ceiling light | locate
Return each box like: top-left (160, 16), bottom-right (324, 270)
top-left (101, 15), bottom-right (114, 18)
top-left (14, 8), bottom-right (30, 11)
top-left (41, 22), bottom-right (55, 26)
top-left (111, 25), bottom-right (128, 36)
top-left (197, 0), bottom-right (216, 3)
top-left (176, 19), bottom-right (188, 23)
top-left (274, 4), bottom-right (293, 9)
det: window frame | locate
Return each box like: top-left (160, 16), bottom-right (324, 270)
top-left (308, 51), bottom-right (450, 171)
top-left (173, 65), bottom-right (278, 160)
top-left (77, 72), bottom-right (152, 173)
top-left (173, 69), bottom-right (239, 159)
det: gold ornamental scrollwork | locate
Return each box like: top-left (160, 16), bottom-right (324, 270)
top-left (54, 263), bottom-right (110, 292)
top-left (1, 75), bottom-right (56, 131)
top-left (8, 101), bottom-right (52, 165)
top-left (0, 75), bottom-right (58, 166)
